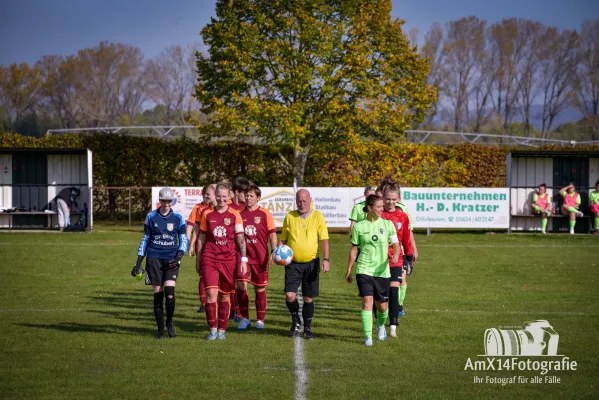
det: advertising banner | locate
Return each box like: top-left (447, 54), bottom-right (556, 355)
top-left (400, 188), bottom-right (509, 228)
top-left (152, 187), bottom-right (509, 229)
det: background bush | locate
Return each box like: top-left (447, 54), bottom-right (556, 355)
top-left (3, 132), bottom-right (597, 219)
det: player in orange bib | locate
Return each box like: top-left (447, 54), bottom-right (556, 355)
top-left (559, 183), bottom-right (584, 235)
top-left (194, 183), bottom-right (248, 340)
top-left (531, 183), bottom-right (553, 234)
top-left (188, 184), bottom-right (216, 312)
top-left (237, 185), bottom-right (278, 330)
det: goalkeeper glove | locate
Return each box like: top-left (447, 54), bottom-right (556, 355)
top-left (131, 256), bottom-right (144, 277)
top-left (167, 251), bottom-right (185, 270)
top-left (131, 265), bottom-right (144, 277)
top-left (404, 254), bottom-right (414, 275)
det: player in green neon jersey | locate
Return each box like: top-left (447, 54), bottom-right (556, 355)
top-left (346, 194), bottom-right (401, 346)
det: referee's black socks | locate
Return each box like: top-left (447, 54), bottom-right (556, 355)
top-left (153, 291), bottom-right (164, 333)
top-left (286, 299), bottom-right (300, 325)
top-left (303, 301), bottom-right (314, 331)
top-left (165, 286), bottom-right (175, 326)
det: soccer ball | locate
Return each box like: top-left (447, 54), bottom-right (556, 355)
top-left (273, 245), bottom-right (294, 266)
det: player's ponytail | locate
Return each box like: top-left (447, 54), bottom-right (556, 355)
top-left (364, 185), bottom-right (377, 195)
top-left (383, 183), bottom-right (401, 196)
top-left (377, 178), bottom-right (397, 196)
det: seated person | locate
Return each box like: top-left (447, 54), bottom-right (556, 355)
top-left (590, 180), bottom-right (599, 235)
top-left (559, 183), bottom-right (584, 235)
top-left (531, 183), bottom-right (552, 234)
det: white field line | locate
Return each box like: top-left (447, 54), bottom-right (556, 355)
top-left (0, 243), bottom-right (132, 246)
top-left (335, 243), bottom-right (598, 249)
top-left (1, 243), bottom-right (597, 249)
top-left (2, 306), bottom-right (597, 317)
top-left (317, 305), bottom-right (598, 316)
top-left (294, 288), bottom-right (307, 400)
top-left (264, 366), bottom-right (339, 372)
top-left (419, 244), bottom-right (599, 249)
top-left (0, 308), bottom-right (84, 312)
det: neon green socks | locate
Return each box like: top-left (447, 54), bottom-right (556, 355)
top-left (541, 218), bottom-right (548, 231)
top-left (567, 206), bottom-right (577, 213)
top-left (361, 309), bottom-right (373, 338)
top-left (595, 217), bottom-right (599, 230)
top-left (569, 220), bottom-right (576, 229)
top-left (399, 285), bottom-right (407, 305)
top-left (376, 309), bottom-right (388, 327)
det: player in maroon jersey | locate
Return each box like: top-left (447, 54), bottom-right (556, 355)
top-left (227, 177), bottom-right (251, 320)
top-left (237, 185), bottom-right (278, 330)
top-left (229, 177), bottom-right (250, 212)
top-left (187, 184), bottom-right (216, 312)
top-left (194, 183), bottom-right (248, 340)
top-left (381, 182), bottom-right (414, 337)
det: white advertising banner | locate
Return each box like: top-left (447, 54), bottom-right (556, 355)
top-left (151, 186), bottom-right (204, 221)
top-left (400, 188), bottom-right (509, 228)
top-left (152, 187), bottom-right (509, 229)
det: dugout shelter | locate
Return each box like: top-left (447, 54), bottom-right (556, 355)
top-left (507, 149), bottom-right (599, 233)
top-left (0, 148), bottom-right (93, 230)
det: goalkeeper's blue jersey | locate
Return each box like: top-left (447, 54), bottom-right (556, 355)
top-left (138, 209), bottom-right (188, 259)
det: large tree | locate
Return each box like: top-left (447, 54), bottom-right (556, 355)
top-left (572, 19), bottom-right (599, 140)
top-left (488, 18), bottom-right (527, 133)
top-left (420, 22), bottom-right (445, 127)
top-left (71, 42), bottom-right (146, 127)
top-left (538, 29), bottom-right (578, 137)
top-left (515, 20), bottom-right (546, 137)
top-left (440, 16), bottom-right (486, 131)
top-left (0, 63), bottom-right (42, 124)
top-left (37, 55), bottom-right (81, 129)
top-left (145, 45), bottom-right (200, 125)
top-left (195, 0), bottom-right (435, 185)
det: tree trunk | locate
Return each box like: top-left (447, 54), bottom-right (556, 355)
top-left (524, 105), bottom-right (530, 137)
top-left (293, 143), bottom-right (311, 187)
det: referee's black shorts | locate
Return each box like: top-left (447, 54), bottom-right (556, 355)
top-left (284, 258), bottom-right (320, 298)
top-left (356, 274), bottom-right (390, 303)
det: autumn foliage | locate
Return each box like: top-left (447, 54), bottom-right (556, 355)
top-left (8, 131), bottom-right (593, 188)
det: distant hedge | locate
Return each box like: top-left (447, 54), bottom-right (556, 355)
top-left (2, 132), bottom-right (596, 218)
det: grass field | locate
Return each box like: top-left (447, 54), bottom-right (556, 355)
top-left (0, 227), bottom-right (598, 399)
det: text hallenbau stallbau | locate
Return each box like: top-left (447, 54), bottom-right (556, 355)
top-left (403, 191), bottom-right (507, 202)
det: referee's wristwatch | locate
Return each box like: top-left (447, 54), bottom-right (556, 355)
top-left (323, 257), bottom-right (330, 262)
top-left (241, 257), bottom-right (249, 262)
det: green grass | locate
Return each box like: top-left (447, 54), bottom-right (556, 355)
top-left (0, 227), bottom-right (598, 399)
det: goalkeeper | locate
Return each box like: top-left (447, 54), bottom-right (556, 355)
top-left (132, 187), bottom-right (188, 339)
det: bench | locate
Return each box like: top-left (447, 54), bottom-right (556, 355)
top-left (0, 211), bottom-right (83, 230)
top-left (510, 213), bottom-right (593, 233)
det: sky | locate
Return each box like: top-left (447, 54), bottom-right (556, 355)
top-left (1, 0), bottom-right (598, 66)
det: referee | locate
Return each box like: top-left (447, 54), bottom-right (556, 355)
top-left (279, 189), bottom-right (330, 339)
